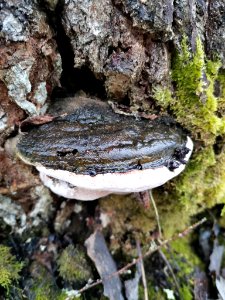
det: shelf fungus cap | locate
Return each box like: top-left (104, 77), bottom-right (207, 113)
top-left (16, 98), bottom-right (193, 201)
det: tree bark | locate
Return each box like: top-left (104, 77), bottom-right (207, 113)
top-left (0, 0), bottom-right (225, 298)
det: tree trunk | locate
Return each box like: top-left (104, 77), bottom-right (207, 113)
top-left (0, 0), bottom-right (224, 298)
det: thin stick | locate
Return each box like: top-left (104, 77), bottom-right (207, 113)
top-left (149, 190), bottom-right (181, 296)
top-left (149, 190), bottom-right (162, 237)
top-left (159, 249), bottom-right (181, 298)
top-left (78, 217), bottom-right (207, 294)
top-left (137, 240), bottom-right (149, 300)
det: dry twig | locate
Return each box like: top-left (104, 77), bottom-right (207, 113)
top-left (159, 249), bottom-right (181, 296)
top-left (78, 217), bottom-right (207, 295)
top-left (149, 190), bottom-right (162, 237)
top-left (136, 240), bottom-right (149, 300)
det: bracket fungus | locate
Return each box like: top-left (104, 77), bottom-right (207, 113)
top-left (16, 98), bottom-right (193, 200)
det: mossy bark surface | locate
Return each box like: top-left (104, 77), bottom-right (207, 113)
top-left (0, 0), bottom-right (225, 299)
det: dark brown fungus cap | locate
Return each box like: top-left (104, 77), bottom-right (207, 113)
top-left (16, 98), bottom-right (193, 200)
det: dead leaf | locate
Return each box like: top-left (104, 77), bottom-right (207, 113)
top-left (20, 115), bottom-right (56, 132)
top-left (124, 262), bottom-right (141, 300)
top-left (209, 242), bottom-right (224, 276)
top-left (216, 276), bottom-right (225, 300)
top-left (85, 230), bottom-right (124, 300)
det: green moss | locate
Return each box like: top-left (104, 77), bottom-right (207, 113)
top-left (32, 284), bottom-right (75, 300)
top-left (153, 36), bottom-right (225, 231)
top-left (0, 245), bottom-right (24, 292)
top-left (139, 284), bottom-right (166, 300)
top-left (153, 85), bottom-right (173, 108)
top-left (31, 273), bottom-right (56, 300)
top-left (164, 238), bottom-right (201, 299)
top-left (140, 238), bottom-right (200, 299)
top-left (99, 193), bottom-right (157, 254)
top-left (176, 147), bottom-right (215, 205)
top-left (99, 196), bottom-right (202, 299)
top-left (218, 70), bottom-right (225, 117)
top-left (157, 146), bottom-right (225, 237)
top-left (171, 238), bottom-right (201, 269)
top-left (57, 245), bottom-right (92, 283)
top-left (180, 285), bottom-right (193, 300)
top-left (29, 262), bottom-right (68, 300)
top-left (154, 36), bottom-right (225, 143)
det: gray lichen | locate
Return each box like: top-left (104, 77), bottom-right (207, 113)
top-left (1, 13), bottom-right (25, 41)
top-left (0, 0), bottom-right (62, 117)
top-left (206, 0), bottom-right (225, 63)
top-left (63, 0), bottom-right (114, 73)
top-left (33, 82), bottom-right (48, 114)
top-left (114, 0), bottom-right (174, 40)
top-left (0, 0), bottom-right (33, 42)
top-left (33, 82), bottom-right (47, 106)
top-left (0, 107), bottom-right (8, 133)
top-left (0, 195), bottom-right (26, 230)
top-left (28, 186), bottom-right (54, 227)
top-left (0, 186), bottom-right (54, 233)
top-left (2, 61), bottom-right (51, 116)
top-left (3, 59), bottom-right (37, 115)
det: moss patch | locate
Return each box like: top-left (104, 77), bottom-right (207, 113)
top-left (168, 238), bottom-right (202, 299)
top-left (139, 284), bottom-right (166, 299)
top-left (28, 262), bottom-right (69, 300)
top-left (154, 36), bottom-right (225, 143)
top-left (57, 244), bottom-right (92, 283)
top-left (153, 36), bottom-right (225, 235)
top-left (99, 193), bottom-right (157, 254)
top-left (0, 245), bottom-right (24, 293)
top-left (138, 238), bottom-right (200, 300)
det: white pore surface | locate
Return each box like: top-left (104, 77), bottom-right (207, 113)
top-left (39, 172), bottom-right (112, 200)
top-left (37, 137), bottom-right (193, 200)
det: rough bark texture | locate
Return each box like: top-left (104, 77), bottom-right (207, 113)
top-left (0, 0), bottom-right (225, 298)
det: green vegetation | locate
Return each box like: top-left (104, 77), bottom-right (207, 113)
top-left (153, 36), bottom-right (225, 230)
top-left (29, 262), bottom-right (72, 300)
top-left (0, 245), bottom-right (23, 292)
top-left (57, 244), bottom-right (92, 283)
top-left (29, 263), bottom-right (56, 300)
top-left (154, 36), bottom-right (225, 143)
top-left (169, 238), bottom-right (201, 300)
top-left (139, 284), bottom-right (166, 299)
top-left (99, 193), bottom-right (157, 254)
top-left (139, 239), bottom-right (200, 300)
top-left (97, 41), bottom-right (225, 295)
